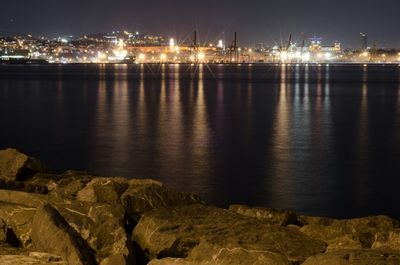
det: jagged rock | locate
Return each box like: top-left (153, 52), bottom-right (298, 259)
top-left (49, 199), bottom-right (134, 265)
top-left (31, 204), bottom-right (97, 265)
top-left (0, 202), bottom-right (36, 247)
top-left (0, 149), bottom-right (47, 181)
top-left (77, 177), bottom-right (129, 204)
top-left (229, 204), bottom-right (298, 226)
top-left (121, 179), bottom-right (203, 222)
top-left (299, 215), bottom-right (399, 248)
top-left (302, 249), bottom-right (400, 265)
top-left (47, 174), bottom-right (94, 200)
top-left (325, 235), bottom-right (363, 252)
top-left (132, 204), bottom-right (326, 264)
top-left (372, 229), bottom-right (400, 251)
top-left (0, 188), bottom-right (134, 264)
top-left (148, 247), bottom-right (291, 265)
top-left (0, 219), bottom-right (20, 247)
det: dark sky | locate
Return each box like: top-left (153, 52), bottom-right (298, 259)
top-left (1, 0), bottom-right (399, 48)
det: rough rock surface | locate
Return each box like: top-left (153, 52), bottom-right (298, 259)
top-left (372, 229), bottom-right (400, 251)
top-left (121, 179), bottom-right (203, 222)
top-left (302, 249), bottom-right (400, 265)
top-left (299, 215), bottom-right (399, 248)
top-left (148, 247), bottom-right (291, 265)
top-left (31, 204), bottom-right (97, 265)
top-left (0, 149), bottom-right (47, 181)
top-left (133, 204), bottom-right (326, 264)
top-left (0, 202), bottom-right (36, 247)
top-left (229, 204), bottom-right (298, 226)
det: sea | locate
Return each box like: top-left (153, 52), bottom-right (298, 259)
top-left (1, 63), bottom-right (400, 218)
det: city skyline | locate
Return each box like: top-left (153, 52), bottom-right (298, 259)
top-left (1, 0), bottom-right (400, 48)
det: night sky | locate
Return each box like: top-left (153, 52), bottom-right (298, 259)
top-left (1, 0), bottom-right (399, 48)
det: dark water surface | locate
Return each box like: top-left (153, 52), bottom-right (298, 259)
top-left (1, 64), bottom-right (400, 218)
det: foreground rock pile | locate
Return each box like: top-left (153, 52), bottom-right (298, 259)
top-left (0, 148), bottom-right (400, 264)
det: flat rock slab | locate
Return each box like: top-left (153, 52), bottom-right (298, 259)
top-left (302, 249), bottom-right (400, 265)
top-left (31, 204), bottom-right (97, 265)
top-left (132, 204), bottom-right (326, 264)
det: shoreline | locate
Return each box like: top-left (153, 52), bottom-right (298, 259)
top-left (1, 148), bottom-right (400, 265)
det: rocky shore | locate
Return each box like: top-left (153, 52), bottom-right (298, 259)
top-left (0, 148), bottom-right (400, 265)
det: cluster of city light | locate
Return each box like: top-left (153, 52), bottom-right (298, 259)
top-left (275, 50), bottom-right (313, 62)
top-left (5, 32), bottom-right (400, 64)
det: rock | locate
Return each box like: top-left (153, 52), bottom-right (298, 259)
top-left (0, 189), bottom-right (47, 207)
top-left (229, 204), bottom-right (298, 226)
top-left (326, 235), bottom-right (363, 252)
top-left (28, 252), bottom-right (63, 262)
top-left (302, 249), bottom-right (400, 265)
top-left (0, 202), bottom-right (36, 247)
top-left (299, 215), bottom-right (399, 248)
top-left (372, 229), bottom-right (400, 251)
top-left (77, 177), bottom-right (129, 205)
top-left (132, 204), bottom-right (326, 264)
top-left (148, 247), bottom-right (291, 265)
top-left (121, 179), bottom-right (203, 222)
top-left (0, 149), bottom-right (47, 181)
top-left (0, 188), bottom-right (134, 264)
top-left (47, 174), bottom-right (94, 200)
top-left (0, 255), bottom-right (65, 265)
top-left (50, 199), bottom-right (134, 265)
top-left (31, 204), bottom-right (97, 265)
top-left (0, 219), bottom-right (6, 242)
top-left (0, 219), bottom-right (19, 247)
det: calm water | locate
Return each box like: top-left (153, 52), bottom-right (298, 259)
top-left (1, 64), bottom-right (400, 219)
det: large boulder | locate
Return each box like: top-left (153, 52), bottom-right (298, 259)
top-left (302, 249), bottom-right (400, 265)
top-left (229, 204), bottom-right (298, 226)
top-left (121, 179), bottom-right (203, 222)
top-left (0, 202), bottom-right (36, 247)
top-left (31, 204), bottom-right (97, 265)
top-left (299, 215), bottom-right (399, 248)
top-left (77, 177), bottom-right (129, 205)
top-left (0, 188), bottom-right (135, 264)
top-left (77, 177), bottom-right (203, 226)
top-left (372, 229), bottom-right (400, 251)
top-left (0, 149), bottom-right (47, 181)
top-left (132, 204), bottom-right (326, 264)
top-left (46, 173), bottom-right (95, 200)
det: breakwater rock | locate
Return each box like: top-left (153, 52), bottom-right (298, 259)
top-left (0, 148), bottom-right (399, 265)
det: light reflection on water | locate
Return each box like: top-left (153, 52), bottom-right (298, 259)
top-left (1, 64), bottom-right (400, 218)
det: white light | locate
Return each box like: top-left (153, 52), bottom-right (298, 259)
top-left (160, 53), bottom-right (167, 61)
top-left (325, 52), bottom-right (332, 59)
top-left (302, 52), bottom-right (311, 61)
top-left (138, 53), bottom-right (145, 61)
top-left (197, 52), bottom-right (205, 61)
top-left (169, 38), bottom-right (175, 47)
top-left (280, 51), bottom-right (288, 62)
top-left (217, 40), bottom-right (224, 48)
